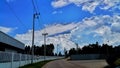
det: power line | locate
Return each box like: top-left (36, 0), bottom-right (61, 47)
top-left (32, 0), bottom-right (44, 30)
top-left (4, 1), bottom-right (29, 30)
top-left (34, 0), bottom-right (39, 13)
top-left (32, 0), bottom-right (38, 13)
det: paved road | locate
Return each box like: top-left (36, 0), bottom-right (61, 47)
top-left (42, 59), bottom-right (108, 68)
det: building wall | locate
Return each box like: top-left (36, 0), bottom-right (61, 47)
top-left (0, 41), bottom-right (24, 53)
top-left (0, 31), bottom-right (24, 50)
top-left (5, 48), bottom-right (17, 53)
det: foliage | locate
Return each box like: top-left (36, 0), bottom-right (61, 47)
top-left (114, 58), bottom-right (120, 66)
top-left (65, 42), bottom-right (120, 67)
top-left (24, 43), bottom-right (54, 56)
top-left (67, 42), bottom-right (119, 56)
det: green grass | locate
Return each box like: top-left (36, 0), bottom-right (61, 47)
top-left (19, 60), bottom-right (53, 68)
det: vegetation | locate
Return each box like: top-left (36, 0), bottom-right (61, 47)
top-left (19, 60), bottom-right (53, 68)
top-left (24, 43), bottom-right (54, 56)
top-left (65, 42), bottom-right (120, 56)
top-left (23, 42), bottom-right (120, 67)
top-left (64, 42), bottom-right (120, 67)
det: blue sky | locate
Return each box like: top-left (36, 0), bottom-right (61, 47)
top-left (0, 0), bottom-right (113, 34)
top-left (1, 0), bottom-right (120, 52)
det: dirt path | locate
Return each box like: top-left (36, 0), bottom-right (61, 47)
top-left (42, 59), bottom-right (108, 68)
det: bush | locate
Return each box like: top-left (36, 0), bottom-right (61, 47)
top-left (114, 58), bottom-right (120, 66)
top-left (106, 54), bottom-right (120, 67)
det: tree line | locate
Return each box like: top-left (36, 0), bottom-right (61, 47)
top-left (24, 43), bottom-right (55, 56)
top-left (65, 42), bottom-right (120, 57)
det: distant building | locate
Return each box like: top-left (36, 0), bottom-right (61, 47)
top-left (0, 31), bottom-right (24, 53)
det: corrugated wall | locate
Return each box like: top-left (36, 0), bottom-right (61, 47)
top-left (0, 31), bottom-right (24, 50)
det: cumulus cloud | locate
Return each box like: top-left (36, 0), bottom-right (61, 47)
top-left (15, 23), bottom-right (78, 50)
top-left (82, 1), bottom-right (99, 13)
top-left (51, 0), bottom-right (70, 8)
top-left (15, 15), bottom-right (120, 51)
top-left (43, 23), bottom-right (79, 36)
top-left (51, 0), bottom-right (120, 13)
top-left (94, 26), bottom-right (110, 36)
top-left (71, 15), bottom-right (120, 46)
top-left (0, 26), bottom-right (16, 34)
top-left (111, 22), bottom-right (120, 33)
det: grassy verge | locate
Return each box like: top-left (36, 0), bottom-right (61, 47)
top-left (19, 60), bottom-right (53, 68)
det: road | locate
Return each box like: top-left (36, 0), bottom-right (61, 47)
top-left (42, 59), bottom-right (108, 68)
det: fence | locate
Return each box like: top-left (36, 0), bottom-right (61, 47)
top-left (0, 51), bottom-right (63, 68)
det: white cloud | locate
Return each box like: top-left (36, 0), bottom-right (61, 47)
top-left (111, 23), bottom-right (120, 32)
top-left (82, 1), bottom-right (99, 13)
top-left (51, 0), bottom-right (69, 8)
top-left (83, 19), bottom-right (97, 27)
top-left (52, 11), bottom-right (63, 14)
top-left (94, 26), bottom-right (110, 36)
top-left (0, 26), bottom-right (16, 33)
top-left (43, 23), bottom-right (79, 36)
top-left (52, 11), bottom-right (57, 14)
top-left (15, 23), bottom-right (78, 50)
top-left (15, 15), bottom-right (120, 51)
top-left (71, 15), bottom-right (120, 46)
top-left (51, 0), bottom-right (120, 13)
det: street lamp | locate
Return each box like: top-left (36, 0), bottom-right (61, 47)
top-left (42, 33), bottom-right (48, 61)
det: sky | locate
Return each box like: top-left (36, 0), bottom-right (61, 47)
top-left (1, 0), bottom-right (120, 53)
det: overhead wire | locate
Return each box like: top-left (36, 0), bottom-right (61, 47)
top-left (31, 0), bottom-right (38, 13)
top-left (32, 0), bottom-right (44, 30)
top-left (4, 1), bottom-right (29, 30)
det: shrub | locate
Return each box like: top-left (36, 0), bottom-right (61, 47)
top-left (106, 54), bottom-right (120, 67)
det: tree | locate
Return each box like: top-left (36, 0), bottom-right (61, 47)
top-left (58, 52), bottom-right (62, 56)
top-left (69, 48), bottom-right (77, 55)
top-left (24, 43), bottom-right (55, 56)
top-left (24, 46), bottom-right (31, 54)
top-left (46, 43), bottom-right (54, 56)
top-left (65, 51), bottom-right (68, 58)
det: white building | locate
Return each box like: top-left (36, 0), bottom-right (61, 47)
top-left (0, 31), bottom-right (24, 53)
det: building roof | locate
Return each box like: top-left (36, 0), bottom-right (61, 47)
top-left (0, 31), bottom-right (24, 50)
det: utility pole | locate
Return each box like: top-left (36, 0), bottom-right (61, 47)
top-left (64, 48), bottom-right (66, 57)
top-left (31, 13), bottom-right (39, 63)
top-left (106, 40), bottom-right (109, 57)
top-left (42, 33), bottom-right (48, 61)
top-left (76, 43), bottom-right (79, 54)
top-left (57, 44), bottom-right (59, 56)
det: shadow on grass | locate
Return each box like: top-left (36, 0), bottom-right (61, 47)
top-left (104, 65), bottom-right (118, 68)
top-left (104, 65), bottom-right (112, 68)
top-left (19, 60), bottom-right (53, 68)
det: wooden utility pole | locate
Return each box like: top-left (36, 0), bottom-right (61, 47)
top-left (31, 13), bottom-right (39, 63)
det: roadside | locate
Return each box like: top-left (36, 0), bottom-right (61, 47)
top-left (19, 60), bottom-right (53, 68)
top-left (68, 60), bottom-right (108, 68)
top-left (42, 59), bottom-right (108, 68)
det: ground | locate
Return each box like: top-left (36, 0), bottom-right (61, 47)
top-left (42, 59), bottom-right (108, 68)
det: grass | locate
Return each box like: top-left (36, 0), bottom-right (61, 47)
top-left (104, 65), bottom-right (113, 68)
top-left (19, 60), bottom-right (53, 68)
